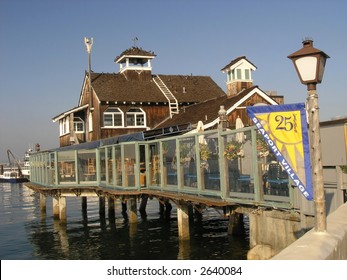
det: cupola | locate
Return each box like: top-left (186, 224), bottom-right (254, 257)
top-left (221, 56), bottom-right (257, 97)
top-left (114, 47), bottom-right (156, 80)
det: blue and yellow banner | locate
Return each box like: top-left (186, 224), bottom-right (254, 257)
top-left (247, 103), bottom-right (313, 200)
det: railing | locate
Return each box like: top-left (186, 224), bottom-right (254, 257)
top-left (29, 127), bottom-right (295, 209)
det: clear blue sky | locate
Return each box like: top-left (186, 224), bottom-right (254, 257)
top-left (1, 0), bottom-right (346, 162)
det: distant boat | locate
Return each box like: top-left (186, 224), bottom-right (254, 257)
top-left (21, 148), bottom-right (33, 180)
top-left (0, 148), bottom-right (32, 183)
top-left (0, 170), bottom-right (29, 183)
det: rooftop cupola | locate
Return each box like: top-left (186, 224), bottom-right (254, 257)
top-left (221, 56), bottom-right (257, 97)
top-left (114, 46), bottom-right (156, 80)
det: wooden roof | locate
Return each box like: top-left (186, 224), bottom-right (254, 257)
top-left (114, 47), bottom-right (156, 63)
top-left (89, 73), bottom-right (225, 104)
top-left (220, 56), bottom-right (257, 72)
top-left (156, 86), bottom-right (277, 128)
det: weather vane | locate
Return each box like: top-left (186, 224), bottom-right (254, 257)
top-left (132, 37), bottom-right (138, 47)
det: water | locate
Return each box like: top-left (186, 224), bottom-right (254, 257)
top-left (0, 182), bottom-right (249, 260)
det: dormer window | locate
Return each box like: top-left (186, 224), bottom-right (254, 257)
top-left (245, 69), bottom-right (250, 80)
top-left (73, 117), bottom-right (85, 133)
top-left (126, 108), bottom-right (146, 127)
top-left (103, 107), bottom-right (124, 127)
top-left (221, 56), bottom-right (257, 96)
top-left (236, 69), bottom-right (242, 79)
top-left (59, 117), bottom-right (70, 136)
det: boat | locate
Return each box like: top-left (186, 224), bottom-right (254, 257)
top-left (0, 149), bottom-right (30, 183)
top-left (0, 169), bottom-right (29, 183)
top-left (21, 148), bottom-right (33, 179)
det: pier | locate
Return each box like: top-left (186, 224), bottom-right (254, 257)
top-left (25, 126), bottom-right (341, 259)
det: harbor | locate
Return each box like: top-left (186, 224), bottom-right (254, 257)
top-left (2, 1), bottom-right (347, 265)
top-left (0, 182), bottom-right (249, 260)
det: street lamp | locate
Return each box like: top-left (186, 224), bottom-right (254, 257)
top-left (288, 39), bottom-right (330, 232)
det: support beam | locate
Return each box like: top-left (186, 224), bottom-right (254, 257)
top-left (139, 194), bottom-right (148, 213)
top-left (82, 197), bottom-right (87, 212)
top-left (227, 211), bottom-right (244, 235)
top-left (99, 197), bottom-right (105, 215)
top-left (248, 209), bottom-right (301, 259)
top-left (53, 196), bottom-right (59, 219)
top-left (108, 197), bottom-right (115, 212)
top-left (128, 198), bottom-right (138, 224)
top-left (59, 196), bottom-right (67, 222)
top-left (40, 193), bottom-right (46, 213)
top-left (177, 201), bottom-right (190, 240)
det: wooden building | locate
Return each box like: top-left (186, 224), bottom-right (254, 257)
top-left (52, 46), bottom-right (225, 147)
top-left (158, 56), bottom-right (284, 131)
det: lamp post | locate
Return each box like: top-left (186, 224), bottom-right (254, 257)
top-left (288, 39), bottom-right (330, 232)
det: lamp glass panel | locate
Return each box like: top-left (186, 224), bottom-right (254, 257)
top-left (295, 56), bottom-right (317, 82)
top-left (318, 57), bottom-right (326, 82)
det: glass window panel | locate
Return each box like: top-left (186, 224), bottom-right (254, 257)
top-left (126, 114), bottom-right (135, 126)
top-left (114, 114), bottom-right (123, 126)
top-left (57, 151), bottom-right (76, 183)
top-left (136, 114), bottom-right (144, 126)
top-left (114, 146), bottom-right (122, 186)
top-left (163, 139), bottom-right (177, 186)
top-left (237, 69), bottom-right (242, 79)
top-left (77, 150), bottom-right (97, 182)
top-left (124, 144), bottom-right (136, 187)
top-left (245, 69), bottom-right (250, 80)
top-left (106, 147), bottom-right (113, 185)
top-left (104, 114), bottom-right (113, 126)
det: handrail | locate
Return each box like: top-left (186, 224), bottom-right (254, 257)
top-left (28, 126), bottom-right (294, 210)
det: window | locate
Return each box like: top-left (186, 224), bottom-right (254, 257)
top-left (59, 116), bottom-right (70, 136)
top-left (236, 69), bottom-right (242, 79)
top-left (245, 69), bottom-right (250, 80)
top-left (126, 108), bottom-right (146, 127)
top-left (88, 112), bottom-right (93, 132)
top-left (103, 107), bottom-right (124, 127)
top-left (73, 117), bottom-right (84, 133)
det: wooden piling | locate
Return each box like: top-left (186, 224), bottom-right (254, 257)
top-left (99, 197), bottom-right (105, 215)
top-left (227, 211), bottom-right (244, 235)
top-left (108, 197), bottom-right (114, 210)
top-left (177, 201), bottom-right (190, 240)
top-left (139, 194), bottom-right (148, 213)
top-left (59, 196), bottom-right (67, 222)
top-left (128, 198), bottom-right (138, 224)
top-left (82, 197), bottom-right (87, 212)
top-left (39, 193), bottom-right (46, 213)
top-left (53, 196), bottom-right (59, 219)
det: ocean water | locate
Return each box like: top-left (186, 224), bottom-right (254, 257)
top-left (0, 182), bottom-right (249, 260)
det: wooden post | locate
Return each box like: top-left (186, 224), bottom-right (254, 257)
top-left (227, 210), bottom-right (244, 235)
top-left (82, 197), bottom-right (87, 212)
top-left (99, 197), bottom-right (105, 215)
top-left (177, 240), bottom-right (191, 260)
top-left (53, 196), bottom-right (59, 219)
top-left (128, 198), bottom-right (137, 224)
top-left (40, 193), bottom-right (46, 213)
top-left (139, 194), bottom-right (148, 213)
top-left (108, 197), bottom-right (115, 212)
top-left (177, 201), bottom-right (190, 240)
top-left (59, 196), bottom-right (67, 222)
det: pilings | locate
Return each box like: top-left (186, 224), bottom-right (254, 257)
top-left (40, 193), bottom-right (46, 213)
top-left (37, 190), bottom-right (249, 246)
top-left (247, 209), bottom-right (302, 260)
top-left (177, 201), bottom-right (190, 240)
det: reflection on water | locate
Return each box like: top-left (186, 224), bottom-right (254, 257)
top-left (1, 183), bottom-right (249, 260)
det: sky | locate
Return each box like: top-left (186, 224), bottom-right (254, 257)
top-left (1, 0), bottom-right (346, 163)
